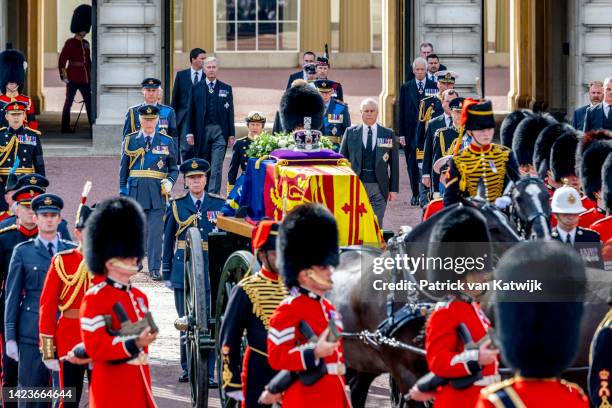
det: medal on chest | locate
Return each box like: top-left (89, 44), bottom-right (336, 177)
top-left (157, 159), bottom-right (164, 169)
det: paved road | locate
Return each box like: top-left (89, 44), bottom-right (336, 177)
top-left (45, 152), bottom-right (421, 407)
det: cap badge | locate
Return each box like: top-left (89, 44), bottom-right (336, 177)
top-left (191, 161), bottom-right (198, 169)
top-left (568, 194), bottom-right (576, 205)
top-left (30, 177), bottom-right (37, 184)
top-left (146, 107), bottom-right (152, 114)
top-left (44, 197), bottom-right (52, 205)
top-left (445, 72), bottom-right (452, 79)
top-left (148, 80), bottom-right (154, 85)
top-left (29, 190), bottom-right (35, 197)
top-left (12, 104), bottom-right (19, 110)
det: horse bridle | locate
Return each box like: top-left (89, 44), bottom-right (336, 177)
top-left (509, 177), bottom-right (550, 238)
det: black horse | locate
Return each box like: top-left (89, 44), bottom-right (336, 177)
top-left (508, 176), bottom-right (552, 240)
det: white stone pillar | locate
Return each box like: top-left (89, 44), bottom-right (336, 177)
top-left (92, 0), bottom-right (162, 154)
top-left (412, 0), bottom-right (483, 97)
top-left (0, 0), bottom-right (7, 51)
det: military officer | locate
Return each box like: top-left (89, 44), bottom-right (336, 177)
top-left (476, 241), bottom-right (589, 407)
top-left (314, 57), bottom-right (343, 101)
top-left (0, 101), bottom-right (45, 211)
top-left (443, 99), bottom-right (520, 206)
top-left (120, 104), bottom-right (178, 281)
top-left (79, 197), bottom-right (157, 407)
top-left (4, 194), bottom-right (76, 407)
top-left (265, 204), bottom-right (350, 408)
top-left (588, 290), bottom-right (611, 408)
top-left (123, 78), bottom-right (178, 151)
top-left (0, 185), bottom-right (43, 404)
top-left (220, 221), bottom-right (287, 407)
top-left (38, 182), bottom-right (93, 408)
top-left (228, 111), bottom-right (265, 192)
top-left (0, 49), bottom-right (38, 130)
top-left (162, 158), bottom-right (224, 383)
top-left (315, 79), bottom-right (350, 150)
top-left (550, 184), bottom-right (604, 269)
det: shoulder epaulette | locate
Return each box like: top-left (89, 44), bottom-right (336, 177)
top-left (127, 103), bottom-right (142, 110)
top-left (159, 103), bottom-right (173, 110)
top-left (126, 131), bottom-right (139, 138)
top-left (208, 193), bottom-right (226, 200)
top-left (334, 99), bottom-right (348, 107)
top-left (59, 239), bottom-right (78, 247)
top-left (25, 127), bottom-right (41, 135)
top-left (480, 377), bottom-right (517, 397)
top-left (434, 127), bottom-right (448, 136)
top-left (159, 132), bottom-right (173, 141)
top-left (235, 136), bottom-right (248, 141)
top-left (559, 379), bottom-right (587, 399)
top-left (86, 281), bottom-right (107, 296)
top-left (14, 238), bottom-right (35, 250)
top-left (0, 224), bottom-right (18, 234)
top-left (0, 127), bottom-right (6, 132)
top-left (56, 247), bottom-right (78, 257)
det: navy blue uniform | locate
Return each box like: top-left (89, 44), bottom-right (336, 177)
top-left (122, 103), bottom-right (177, 139)
top-left (551, 227), bottom-right (604, 269)
top-left (322, 99), bottom-right (351, 150)
top-left (589, 309), bottom-right (611, 408)
top-left (162, 192), bottom-right (224, 372)
top-left (415, 94), bottom-right (444, 164)
top-left (228, 136), bottom-right (253, 188)
top-left (120, 130), bottom-right (178, 277)
top-left (4, 237), bottom-right (77, 407)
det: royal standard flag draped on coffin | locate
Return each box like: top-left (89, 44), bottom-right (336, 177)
top-left (263, 163), bottom-right (384, 247)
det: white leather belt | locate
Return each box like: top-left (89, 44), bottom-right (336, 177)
top-left (326, 363), bottom-right (346, 376)
top-left (126, 352), bottom-right (149, 366)
top-left (474, 374), bottom-right (501, 386)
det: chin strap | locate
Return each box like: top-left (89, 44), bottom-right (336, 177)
top-left (305, 268), bottom-right (333, 291)
top-left (108, 258), bottom-right (140, 272)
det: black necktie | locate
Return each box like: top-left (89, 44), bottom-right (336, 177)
top-left (195, 199), bottom-right (201, 212)
top-left (194, 71), bottom-right (199, 84)
top-left (565, 234), bottom-right (572, 245)
top-left (366, 126), bottom-right (373, 152)
top-left (47, 242), bottom-right (54, 257)
top-left (145, 136), bottom-right (152, 151)
top-left (208, 81), bottom-right (215, 93)
top-left (418, 82), bottom-right (424, 93)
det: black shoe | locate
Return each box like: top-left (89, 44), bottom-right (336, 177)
top-left (178, 371), bottom-right (189, 383)
top-left (61, 128), bottom-right (76, 134)
top-left (208, 379), bottom-right (218, 389)
top-left (150, 271), bottom-right (162, 281)
top-left (410, 196), bottom-right (419, 206)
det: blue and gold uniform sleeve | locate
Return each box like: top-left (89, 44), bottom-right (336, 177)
top-left (33, 132), bottom-right (45, 176)
top-left (589, 314), bottom-right (612, 407)
top-left (443, 158), bottom-right (461, 207)
top-left (4, 247), bottom-right (25, 342)
top-left (166, 137), bottom-right (179, 184)
top-left (228, 142), bottom-right (241, 186)
top-left (161, 203), bottom-right (177, 281)
top-left (119, 136), bottom-right (130, 195)
top-left (122, 107), bottom-right (135, 137)
top-left (220, 285), bottom-right (250, 392)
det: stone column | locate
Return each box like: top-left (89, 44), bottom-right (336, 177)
top-left (507, 0), bottom-right (532, 109)
top-left (300, 0), bottom-right (331, 53)
top-left (339, 0), bottom-right (370, 52)
top-left (26, 0), bottom-right (45, 113)
top-left (495, 0), bottom-right (509, 52)
top-left (183, 0), bottom-right (213, 53)
top-left (380, 0), bottom-right (398, 128)
top-left (92, 0), bottom-right (162, 154)
top-left (44, 0), bottom-right (57, 54)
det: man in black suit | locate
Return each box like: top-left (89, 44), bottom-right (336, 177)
top-left (584, 77), bottom-right (612, 132)
top-left (186, 56), bottom-right (235, 194)
top-left (171, 47), bottom-right (206, 160)
top-left (572, 80), bottom-right (603, 130)
top-left (406, 42), bottom-right (447, 82)
top-left (285, 51), bottom-right (316, 89)
top-left (550, 184), bottom-right (604, 269)
top-left (398, 57), bottom-right (436, 206)
top-left (340, 98), bottom-right (399, 227)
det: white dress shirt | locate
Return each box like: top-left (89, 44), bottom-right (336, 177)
top-left (604, 102), bottom-right (611, 118)
top-left (557, 227), bottom-right (576, 245)
top-left (362, 123), bottom-right (379, 148)
top-left (190, 68), bottom-right (203, 84)
top-left (205, 78), bottom-right (217, 89)
top-left (443, 113), bottom-right (452, 128)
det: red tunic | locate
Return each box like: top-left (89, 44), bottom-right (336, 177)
top-left (475, 377), bottom-right (588, 407)
top-left (423, 198), bottom-right (444, 221)
top-left (579, 207), bottom-right (606, 229)
top-left (425, 298), bottom-right (499, 408)
top-left (0, 93), bottom-right (38, 129)
top-left (591, 215), bottom-right (612, 243)
top-left (0, 210), bottom-right (11, 222)
top-left (267, 288), bottom-right (350, 408)
top-left (80, 279), bottom-right (156, 408)
top-left (58, 38), bottom-right (91, 84)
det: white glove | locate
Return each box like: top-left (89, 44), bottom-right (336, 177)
top-left (6, 340), bottom-right (18, 361)
top-left (227, 391), bottom-right (244, 401)
top-left (162, 179), bottom-right (173, 194)
top-left (494, 196), bottom-right (512, 210)
top-left (163, 280), bottom-right (173, 289)
top-left (44, 359), bottom-right (60, 372)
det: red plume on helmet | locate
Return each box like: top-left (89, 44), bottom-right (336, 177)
top-left (460, 98), bottom-right (479, 129)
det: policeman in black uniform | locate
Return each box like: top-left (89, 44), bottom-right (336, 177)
top-left (228, 111), bottom-right (266, 192)
top-left (162, 158), bottom-right (224, 383)
top-left (220, 221), bottom-right (287, 407)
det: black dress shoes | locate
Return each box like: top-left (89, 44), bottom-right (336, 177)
top-left (178, 371), bottom-right (189, 383)
top-left (410, 196), bottom-right (419, 206)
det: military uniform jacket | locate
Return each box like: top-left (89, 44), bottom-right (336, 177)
top-left (415, 94), bottom-right (444, 161)
top-left (591, 215), bottom-right (612, 243)
top-left (228, 136), bottom-right (253, 186)
top-left (120, 130), bottom-right (178, 210)
top-left (589, 309), bottom-right (612, 408)
top-left (4, 237), bottom-right (77, 345)
top-left (551, 227), bottom-right (604, 269)
top-left (267, 287), bottom-right (350, 408)
top-left (80, 279), bottom-right (156, 408)
top-left (422, 114), bottom-right (450, 177)
top-left (220, 268), bottom-right (287, 407)
top-left (0, 215), bottom-right (72, 240)
top-left (430, 126), bottom-right (460, 193)
top-left (476, 376), bottom-right (588, 407)
top-left (443, 143), bottom-right (520, 206)
top-left (161, 193), bottom-right (224, 288)
top-left (322, 99), bottom-right (351, 145)
top-left (122, 103), bottom-right (178, 139)
top-left (39, 248), bottom-right (90, 358)
top-left (0, 94), bottom-right (38, 130)
top-left (579, 207), bottom-right (606, 229)
top-left (0, 125), bottom-right (45, 179)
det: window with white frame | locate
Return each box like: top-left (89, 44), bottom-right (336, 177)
top-left (215, 0), bottom-right (300, 52)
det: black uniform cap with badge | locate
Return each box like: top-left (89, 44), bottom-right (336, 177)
top-left (31, 193), bottom-right (63, 214)
top-left (0, 49), bottom-right (27, 93)
top-left (313, 80), bottom-right (334, 94)
top-left (84, 196), bottom-right (145, 275)
top-left (316, 57), bottom-right (330, 67)
top-left (448, 97), bottom-right (465, 112)
top-left (493, 240), bottom-right (586, 378)
top-left (277, 203), bottom-right (339, 289)
top-left (512, 113), bottom-right (557, 167)
top-left (141, 77), bottom-right (162, 89)
top-left (245, 111), bottom-right (266, 125)
top-left (180, 158), bottom-right (210, 177)
top-left (138, 104), bottom-right (160, 119)
top-left (70, 4), bottom-right (92, 34)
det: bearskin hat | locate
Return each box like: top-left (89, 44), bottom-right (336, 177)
top-left (533, 123), bottom-right (573, 179)
top-left (602, 153), bottom-right (612, 212)
top-left (426, 206), bottom-right (492, 296)
top-left (84, 197), bottom-right (145, 275)
top-left (512, 114), bottom-right (557, 166)
top-left (277, 203), bottom-right (339, 288)
top-left (494, 241), bottom-right (586, 378)
top-left (500, 109), bottom-right (532, 148)
top-left (550, 132), bottom-right (579, 183)
top-left (279, 83), bottom-right (325, 132)
top-left (70, 5), bottom-right (92, 34)
top-left (0, 49), bottom-right (26, 92)
top-left (575, 130), bottom-right (612, 175)
top-left (580, 140), bottom-right (612, 200)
